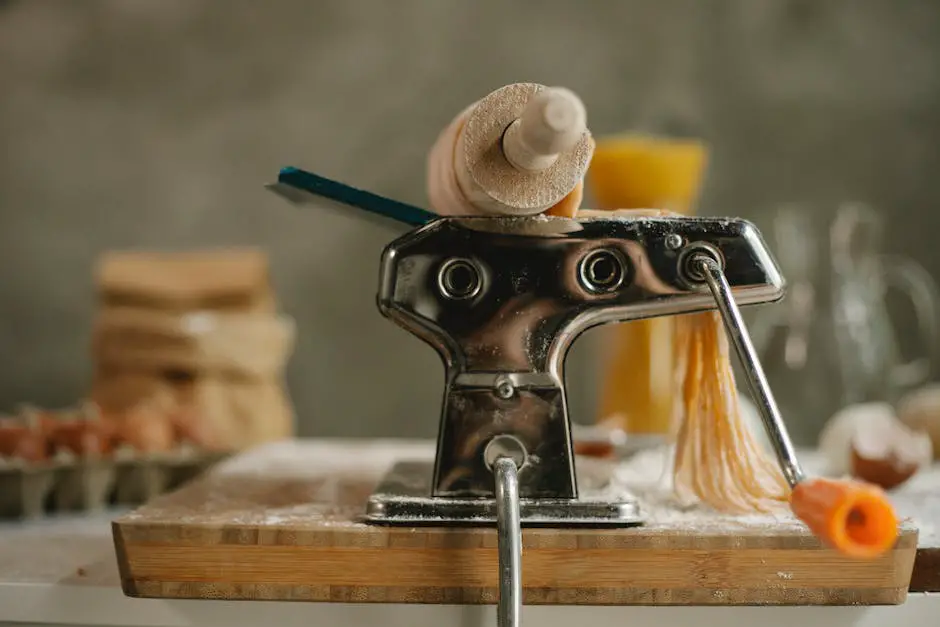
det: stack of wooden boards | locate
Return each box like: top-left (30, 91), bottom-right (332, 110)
top-left (90, 248), bottom-right (295, 451)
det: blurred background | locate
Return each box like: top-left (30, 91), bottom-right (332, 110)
top-left (2, 0), bottom-right (939, 445)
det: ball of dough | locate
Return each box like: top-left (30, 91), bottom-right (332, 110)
top-left (897, 384), bottom-right (940, 460)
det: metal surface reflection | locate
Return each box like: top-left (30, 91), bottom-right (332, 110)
top-left (377, 214), bottom-right (785, 499)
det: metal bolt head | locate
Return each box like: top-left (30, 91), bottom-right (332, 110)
top-left (495, 376), bottom-right (515, 399)
top-left (665, 233), bottom-right (684, 250)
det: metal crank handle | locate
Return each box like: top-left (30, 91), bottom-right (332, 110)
top-left (691, 253), bottom-right (901, 560)
top-left (494, 457), bottom-right (522, 627)
top-left (690, 253), bottom-right (805, 487)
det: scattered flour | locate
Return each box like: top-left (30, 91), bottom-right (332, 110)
top-left (595, 445), bottom-right (802, 533)
top-left (125, 438), bottom-right (940, 547)
top-left (214, 438), bottom-right (435, 479)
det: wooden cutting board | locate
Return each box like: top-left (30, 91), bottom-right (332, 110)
top-left (112, 439), bottom-right (918, 606)
top-left (891, 486), bottom-right (940, 593)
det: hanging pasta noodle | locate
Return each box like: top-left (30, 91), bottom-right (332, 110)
top-left (672, 310), bottom-right (790, 513)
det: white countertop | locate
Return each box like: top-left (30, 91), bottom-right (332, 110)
top-left (3, 437), bottom-right (940, 627)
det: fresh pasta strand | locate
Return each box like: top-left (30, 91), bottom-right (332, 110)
top-left (672, 310), bottom-right (789, 513)
top-left (576, 207), bottom-right (787, 513)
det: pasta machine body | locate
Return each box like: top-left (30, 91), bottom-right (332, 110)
top-left (365, 213), bottom-right (787, 525)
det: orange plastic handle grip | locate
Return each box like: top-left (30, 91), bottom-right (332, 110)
top-left (790, 477), bottom-right (899, 558)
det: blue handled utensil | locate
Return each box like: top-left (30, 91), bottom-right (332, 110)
top-left (266, 166), bottom-right (436, 228)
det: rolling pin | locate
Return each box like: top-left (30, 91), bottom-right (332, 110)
top-left (427, 83), bottom-right (595, 218)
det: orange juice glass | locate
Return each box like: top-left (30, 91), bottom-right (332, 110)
top-left (587, 134), bottom-right (709, 435)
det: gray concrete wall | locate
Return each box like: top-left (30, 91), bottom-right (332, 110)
top-left (1, 0), bottom-right (939, 444)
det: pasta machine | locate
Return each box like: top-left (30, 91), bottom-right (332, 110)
top-left (269, 166), bottom-right (812, 626)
